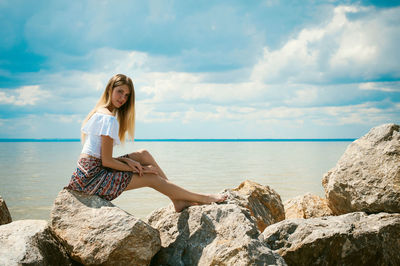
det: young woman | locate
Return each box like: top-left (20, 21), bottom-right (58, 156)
top-left (66, 74), bottom-right (227, 212)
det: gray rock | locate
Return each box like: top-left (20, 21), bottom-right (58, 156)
top-left (322, 123), bottom-right (400, 214)
top-left (0, 195), bottom-right (12, 225)
top-left (146, 202), bottom-right (286, 266)
top-left (284, 193), bottom-right (333, 219)
top-left (50, 189), bottom-right (161, 266)
top-left (0, 219), bottom-right (73, 266)
top-left (260, 212), bottom-right (400, 266)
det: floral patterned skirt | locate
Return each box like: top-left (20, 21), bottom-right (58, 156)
top-left (66, 154), bottom-right (133, 201)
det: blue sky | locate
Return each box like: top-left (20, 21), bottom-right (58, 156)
top-left (0, 0), bottom-right (399, 139)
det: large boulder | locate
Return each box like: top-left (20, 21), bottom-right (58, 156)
top-left (51, 189), bottom-right (161, 266)
top-left (322, 123), bottom-right (400, 214)
top-left (224, 180), bottom-right (285, 231)
top-left (147, 202), bottom-right (286, 266)
top-left (0, 220), bottom-right (73, 265)
top-left (260, 212), bottom-right (400, 266)
top-left (0, 195), bottom-right (12, 225)
top-left (284, 193), bottom-right (333, 219)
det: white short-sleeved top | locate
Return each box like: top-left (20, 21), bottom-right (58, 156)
top-left (81, 112), bottom-right (121, 158)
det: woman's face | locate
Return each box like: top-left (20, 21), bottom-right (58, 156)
top-left (110, 85), bottom-right (130, 110)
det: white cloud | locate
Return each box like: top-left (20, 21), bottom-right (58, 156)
top-left (1, 2), bottom-right (399, 139)
top-left (3, 45), bottom-right (396, 136)
top-left (359, 81), bottom-right (400, 92)
top-left (138, 70), bottom-right (268, 105)
top-left (311, 103), bottom-right (394, 126)
top-left (182, 107), bottom-right (222, 124)
top-left (43, 113), bottom-right (84, 124)
top-left (263, 0), bottom-right (279, 7)
top-left (284, 87), bottom-right (318, 105)
top-left (0, 113), bottom-right (86, 138)
top-left (2, 5), bottom-right (399, 138)
top-left (36, 48), bottom-right (149, 95)
top-left (0, 91), bottom-right (14, 104)
top-left (147, 0), bottom-right (176, 22)
top-left (1, 48), bottom-right (152, 115)
top-left (0, 85), bottom-right (50, 106)
top-left (136, 98), bottom-right (397, 130)
top-left (136, 102), bottom-right (181, 123)
top-left (251, 5), bottom-right (400, 83)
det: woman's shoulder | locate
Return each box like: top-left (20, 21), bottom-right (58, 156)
top-left (93, 109), bottom-right (117, 121)
top-left (96, 107), bottom-right (115, 117)
top-left (84, 109), bottom-right (118, 129)
top-left (82, 108), bottom-right (120, 137)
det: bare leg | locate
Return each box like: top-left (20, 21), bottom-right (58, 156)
top-left (127, 149), bottom-right (200, 211)
top-left (124, 173), bottom-right (226, 212)
top-left (127, 149), bottom-right (169, 178)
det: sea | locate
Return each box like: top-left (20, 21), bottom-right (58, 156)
top-left (0, 139), bottom-right (353, 221)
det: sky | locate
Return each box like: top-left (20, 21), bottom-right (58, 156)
top-left (0, 0), bottom-right (399, 139)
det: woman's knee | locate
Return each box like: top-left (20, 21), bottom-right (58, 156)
top-left (137, 149), bottom-right (153, 163)
top-left (128, 149), bottom-right (150, 162)
top-left (137, 149), bottom-right (150, 156)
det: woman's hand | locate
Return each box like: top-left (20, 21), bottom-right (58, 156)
top-left (121, 158), bottom-right (144, 176)
top-left (142, 165), bottom-right (159, 175)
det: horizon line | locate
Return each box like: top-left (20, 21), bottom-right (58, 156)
top-left (0, 138), bottom-right (356, 142)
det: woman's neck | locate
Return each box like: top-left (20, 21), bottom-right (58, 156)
top-left (106, 105), bottom-right (114, 113)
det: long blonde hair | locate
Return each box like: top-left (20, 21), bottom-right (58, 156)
top-left (81, 74), bottom-right (135, 144)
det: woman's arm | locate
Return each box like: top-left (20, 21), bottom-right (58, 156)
top-left (100, 135), bottom-right (139, 172)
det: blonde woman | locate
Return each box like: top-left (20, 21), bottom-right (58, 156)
top-left (66, 74), bottom-right (226, 212)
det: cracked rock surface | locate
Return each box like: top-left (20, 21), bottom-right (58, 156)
top-left (322, 123), bottom-right (400, 214)
top-left (260, 212), bottom-right (400, 266)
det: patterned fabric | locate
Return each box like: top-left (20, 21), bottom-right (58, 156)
top-left (66, 154), bottom-right (133, 201)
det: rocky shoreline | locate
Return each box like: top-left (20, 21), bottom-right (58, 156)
top-left (1, 123), bottom-right (399, 265)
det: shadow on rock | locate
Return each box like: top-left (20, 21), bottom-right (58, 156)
top-left (151, 208), bottom-right (217, 265)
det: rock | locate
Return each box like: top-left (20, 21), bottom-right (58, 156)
top-left (284, 193), bottom-right (333, 219)
top-left (0, 195), bottom-right (12, 225)
top-left (50, 189), bottom-right (160, 266)
top-left (322, 123), bottom-right (400, 214)
top-left (224, 180), bottom-right (285, 231)
top-left (260, 212), bottom-right (400, 266)
top-left (146, 180), bottom-right (287, 265)
top-left (0, 219), bottom-right (73, 265)
top-left (147, 203), bottom-right (287, 266)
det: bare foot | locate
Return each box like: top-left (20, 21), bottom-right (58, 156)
top-left (173, 200), bottom-right (200, 212)
top-left (204, 194), bottom-right (228, 204)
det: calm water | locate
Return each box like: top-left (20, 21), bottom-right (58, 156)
top-left (0, 141), bottom-right (350, 221)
